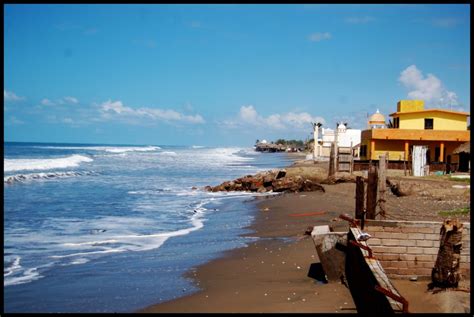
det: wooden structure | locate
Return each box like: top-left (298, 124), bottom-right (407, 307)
top-left (453, 142), bottom-right (470, 172)
top-left (339, 214), bottom-right (408, 314)
top-left (432, 219), bottom-right (464, 288)
top-left (337, 147), bottom-right (352, 172)
top-left (366, 165), bottom-right (378, 220)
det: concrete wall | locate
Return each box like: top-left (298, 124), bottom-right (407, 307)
top-left (363, 220), bottom-right (470, 279)
top-left (397, 100), bottom-right (425, 113)
top-left (397, 111), bottom-right (468, 130)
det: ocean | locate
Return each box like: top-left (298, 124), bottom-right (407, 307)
top-left (3, 142), bottom-right (294, 313)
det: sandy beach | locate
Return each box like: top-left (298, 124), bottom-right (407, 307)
top-left (139, 156), bottom-right (470, 313)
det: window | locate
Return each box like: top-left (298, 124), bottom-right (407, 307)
top-left (424, 118), bottom-right (433, 130)
top-left (393, 117), bottom-right (399, 128)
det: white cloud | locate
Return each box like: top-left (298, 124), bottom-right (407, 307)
top-left (345, 16), bottom-right (375, 24)
top-left (4, 90), bottom-right (25, 101)
top-left (308, 32), bottom-right (332, 42)
top-left (41, 98), bottom-right (55, 106)
top-left (398, 65), bottom-right (459, 107)
top-left (63, 96), bottom-right (79, 104)
top-left (99, 100), bottom-right (205, 124)
top-left (5, 116), bottom-right (24, 125)
top-left (227, 105), bottom-right (326, 131)
top-left (432, 17), bottom-right (462, 28)
top-left (41, 96), bottom-right (79, 106)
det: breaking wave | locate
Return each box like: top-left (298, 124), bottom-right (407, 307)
top-left (4, 171), bottom-right (97, 184)
top-left (36, 145), bottom-right (161, 153)
top-left (4, 155), bottom-right (93, 172)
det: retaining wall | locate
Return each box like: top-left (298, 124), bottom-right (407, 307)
top-left (363, 219), bottom-right (470, 279)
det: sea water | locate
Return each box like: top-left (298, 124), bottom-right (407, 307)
top-left (4, 142), bottom-right (294, 313)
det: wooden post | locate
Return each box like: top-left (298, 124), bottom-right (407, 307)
top-left (366, 165), bottom-right (378, 219)
top-left (355, 176), bottom-right (365, 221)
top-left (431, 219), bottom-right (463, 288)
top-left (378, 154), bottom-right (387, 218)
top-left (403, 141), bottom-right (408, 176)
top-left (350, 141), bottom-right (354, 175)
top-left (328, 142), bottom-right (335, 177)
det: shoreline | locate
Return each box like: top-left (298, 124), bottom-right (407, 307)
top-left (139, 153), bottom-right (357, 313)
top-left (138, 152), bottom-right (470, 313)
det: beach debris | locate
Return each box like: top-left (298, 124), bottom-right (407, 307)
top-left (357, 232), bottom-right (372, 241)
top-left (204, 169), bottom-right (325, 193)
top-left (262, 207), bottom-right (270, 212)
top-left (409, 276), bottom-right (418, 281)
top-left (386, 178), bottom-right (410, 197)
top-left (321, 175), bottom-right (357, 184)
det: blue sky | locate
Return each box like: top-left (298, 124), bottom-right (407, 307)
top-left (4, 4), bottom-right (470, 146)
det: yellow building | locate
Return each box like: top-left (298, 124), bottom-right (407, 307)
top-left (360, 100), bottom-right (470, 165)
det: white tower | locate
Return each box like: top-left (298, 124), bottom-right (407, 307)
top-left (312, 122), bottom-right (322, 160)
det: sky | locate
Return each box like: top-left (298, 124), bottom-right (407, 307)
top-left (4, 4), bottom-right (471, 147)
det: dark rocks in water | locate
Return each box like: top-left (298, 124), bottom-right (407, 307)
top-left (204, 169), bottom-right (325, 194)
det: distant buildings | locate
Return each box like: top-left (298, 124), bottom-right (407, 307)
top-left (359, 100), bottom-right (470, 170)
top-left (313, 122), bottom-right (361, 160)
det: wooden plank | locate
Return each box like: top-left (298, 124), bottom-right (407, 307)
top-left (355, 176), bottom-right (365, 220)
top-left (328, 142), bottom-right (336, 177)
top-left (366, 165), bottom-right (378, 219)
top-left (349, 227), bottom-right (404, 312)
top-left (378, 154), bottom-right (387, 217)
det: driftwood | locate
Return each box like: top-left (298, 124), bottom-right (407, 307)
top-left (431, 219), bottom-right (463, 288)
top-left (386, 178), bottom-right (409, 197)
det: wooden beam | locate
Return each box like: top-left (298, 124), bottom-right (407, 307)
top-left (355, 176), bottom-right (365, 221)
top-left (377, 155), bottom-right (387, 218)
top-left (366, 165), bottom-right (378, 219)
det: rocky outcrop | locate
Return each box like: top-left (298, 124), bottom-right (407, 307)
top-left (205, 169), bottom-right (325, 193)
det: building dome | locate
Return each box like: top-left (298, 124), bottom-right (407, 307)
top-left (368, 109), bottom-right (386, 129)
top-left (369, 109), bottom-right (385, 123)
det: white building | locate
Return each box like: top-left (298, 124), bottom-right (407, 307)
top-left (313, 123), bottom-right (361, 160)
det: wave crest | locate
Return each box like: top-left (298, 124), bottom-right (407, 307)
top-left (4, 155), bottom-right (93, 172)
top-left (4, 171), bottom-right (97, 184)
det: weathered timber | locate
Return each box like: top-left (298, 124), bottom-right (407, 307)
top-left (355, 176), bottom-right (365, 221)
top-left (385, 178), bottom-right (409, 197)
top-left (366, 165), bottom-right (378, 219)
top-left (377, 154), bottom-right (387, 217)
top-left (431, 219), bottom-right (463, 288)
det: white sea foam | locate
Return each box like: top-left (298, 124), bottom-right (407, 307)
top-left (159, 151), bottom-right (178, 156)
top-left (4, 267), bottom-right (42, 286)
top-left (4, 155), bottom-right (93, 172)
top-left (4, 257), bottom-right (22, 277)
top-left (69, 258), bottom-right (89, 265)
top-left (47, 201), bottom-right (209, 263)
top-left (35, 145), bottom-right (161, 153)
top-left (191, 145), bottom-right (205, 149)
top-left (4, 171), bottom-right (97, 184)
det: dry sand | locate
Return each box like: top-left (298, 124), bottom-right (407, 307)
top-left (139, 158), bottom-right (470, 313)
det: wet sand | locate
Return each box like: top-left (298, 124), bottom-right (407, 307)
top-left (139, 157), bottom-right (470, 313)
top-left (139, 186), bottom-right (357, 313)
